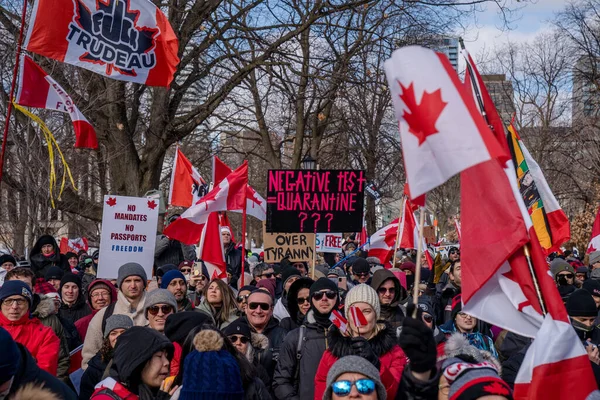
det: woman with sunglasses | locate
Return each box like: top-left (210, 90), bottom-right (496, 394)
top-left (279, 277), bottom-right (314, 331)
top-left (323, 355), bottom-right (385, 400)
top-left (143, 289), bottom-right (177, 333)
top-left (196, 279), bottom-right (238, 330)
top-left (314, 284), bottom-right (407, 400)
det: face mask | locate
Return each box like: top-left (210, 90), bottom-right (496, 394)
top-left (571, 318), bottom-right (594, 333)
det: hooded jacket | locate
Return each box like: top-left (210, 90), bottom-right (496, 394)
top-left (10, 343), bottom-right (77, 400)
top-left (224, 241), bottom-right (243, 287)
top-left (370, 269), bottom-right (407, 331)
top-left (75, 279), bottom-right (118, 341)
top-left (279, 278), bottom-right (313, 332)
top-left (29, 235), bottom-right (70, 278)
top-left (0, 312), bottom-right (60, 375)
top-left (273, 310), bottom-right (335, 400)
top-left (314, 323), bottom-right (407, 400)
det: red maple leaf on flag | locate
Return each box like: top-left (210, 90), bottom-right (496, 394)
top-left (383, 224), bottom-right (398, 248)
top-left (482, 382), bottom-right (510, 396)
top-left (106, 197), bottom-right (117, 207)
top-left (147, 200), bottom-right (157, 210)
top-left (398, 81), bottom-right (447, 145)
top-left (588, 244), bottom-right (597, 254)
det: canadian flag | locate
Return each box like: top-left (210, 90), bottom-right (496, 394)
top-left (366, 218), bottom-right (399, 265)
top-left (164, 162), bottom-right (248, 245)
top-left (16, 55), bottom-right (98, 149)
top-left (24, 0), bottom-right (179, 86)
top-left (59, 237), bottom-right (89, 254)
top-left (587, 207), bottom-right (600, 254)
top-left (212, 156), bottom-right (266, 221)
top-left (384, 46), bottom-right (508, 202)
top-left (349, 306), bottom-right (368, 329)
top-left (196, 212), bottom-right (227, 277)
top-left (329, 310), bottom-right (348, 334)
top-left (168, 148), bottom-right (207, 207)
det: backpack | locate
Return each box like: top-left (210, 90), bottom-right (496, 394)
top-left (294, 325), bottom-right (306, 380)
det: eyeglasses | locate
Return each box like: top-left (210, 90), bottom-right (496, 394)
top-left (248, 302), bottom-right (271, 311)
top-left (297, 297), bottom-right (310, 305)
top-left (312, 291), bottom-right (337, 301)
top-left (90, 291), bottom-right (110, 299)
top-left (147, 305), bottom-right (174, 316)
top-left (2, 298), bottom-right (27, 307)
top-left (260, 273), bottom-right (274, 279)
top-left (180, 268), bottom-right (192, 274)
top-left (237, 294), bottom-right (250, 303)
top-left (456, 312), bottom-right (472, 319)
top-left (229, 335), bottom-right (249, 344)
top-left (377, 287), bottom-right (395, 295)
top-left (422, 314), bottom-right (434, 323)
top-left (449, 251), bottom-right (459, 255)
top-left (558, 273), bottom-right (574, 279)
top-left (331, 379), bottom-right (376, 396)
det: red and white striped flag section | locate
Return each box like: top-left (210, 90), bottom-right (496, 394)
top-left (16, 55), bottom-right (98, 149)
top-left (168, 148), bottom-right (207, 207)
top-left (349, 306), bottom-right (368, 329)
top-left (587, 207), bottom-right (600, 253)
top-left (59, 237), bottom-right (88, 254)
top-left (24, 0), bottom-right (179, 87)
top-left (453, 217), bottom-right (461, 241)
top-left (197, 213), bottom-right (227, 278)
top-left (163, 162), bottom-right (248, 245)
top-left (212, 156), bottom-right (266, 221)
top-left (398, 197), bottom-right (433, 268)
top-left (329, 310), bottom-right (348, 334)
top-left (384, 46), bottom-right (508, 203)
top-left (366, 218), bottom-right (399, 265)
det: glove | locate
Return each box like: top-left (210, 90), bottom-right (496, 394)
top-left (399, 304), bottom-right (437, 373)
top-left (351, 336), bottom-right (380, 369)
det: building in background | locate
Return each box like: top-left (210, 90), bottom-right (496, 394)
top-left (427, 36), bottom-right (459, 72)
top-left (481, 74), bottom-right (515, 124)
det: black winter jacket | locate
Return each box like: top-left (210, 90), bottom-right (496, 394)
top-left (225, 241), bottom-right (243, 287)
top-left (80, 352), bottom-right (108, 400)
top-left (395, 365), bottom-right (441, 400)
top-left (29, 235), bottom-right (70, 278)
top-left (59, 294), bottom-right (92, 324)
top-left (273, 311), bottom-right (333, 400)
top-left (241, 315), bottom-right (288, 381)
top-left (10, 343), bottom-right (77, 400)
top-left (244, 377), bottom-right (273, 400)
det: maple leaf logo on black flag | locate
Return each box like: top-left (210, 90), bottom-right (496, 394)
top-left (71, 0), bottom-right (158, 76)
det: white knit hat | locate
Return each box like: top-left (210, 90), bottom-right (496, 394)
top-left (344, 284), bottom-right (380, 319)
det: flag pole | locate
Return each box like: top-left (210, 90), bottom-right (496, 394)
top-left (411, 207), bottom-right (426, 318)
top-left (240, 188), bottom-right (248, 288)
top-left (0, 0), bottom-right (29, 183)
top-left (391, 196), bottom-right (407, 268)
top-left (311, 234), bottom-right (317, 280)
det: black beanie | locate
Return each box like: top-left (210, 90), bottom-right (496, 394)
top-left (352, 258), bottom-right (370, 275)
top-left (223, 318), bottom-right (252, 339)
top-left (37, 235), bottom-right (55, 247)
top-left (0, 254), bottom-right (17, 268)
top-left (566, 289), bottom-right (598, 318)
top-left (60, 273), bottom-right (82, 293)
top-left (164, 311), bottom-right (213, 345)
top-left (583, 279), bottom-right (600, 298)
top-left (281, 266), bottom-right (301, 287)
top-left (44, 266), bottom-right (64, 281)
top-left (65, 251), bottom-right (77, 260)
top-left (310, 277), bottom-right (338, 297)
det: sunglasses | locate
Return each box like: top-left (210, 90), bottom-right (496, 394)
top-left (313, 291), bottom-right (337, 301)
top-left (377, 287), bottom-right (395, 295)
top-left (449, 251), bottom-right (459, 255)
top-left (558, 273), bottom-right (574, 279)
top-left (228, 335), bottom-right (249, 344)
top-left (237, 294), bottom-right (250, 303)
top-left (260, 273), bottom-right (274, 279)
top-left (248, 302), bottom-right (271, 311)
top-left (180, 268), bottom-right (192, 273)
top-left (297, 297), bottom-right (310, 305)
top-left (355, 272), bottom-right (370, 277)
top-left (147, 305), bottom-right (174, 316)
top-left (331, 379), bottom-right (376, 396)
top-left (422, 314), bottom-right (434, 323)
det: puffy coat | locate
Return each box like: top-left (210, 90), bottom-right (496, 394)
top-left (0, 312), bottom-right (60, 375)
top-left (75, 279), bottom-right (118, 341)
top-left (273, 311), bottom-right (333, 400)
top-left (59, 293), bottom-right (92, 324)
top-left (90, 377), bottom-right (139, 400)
top-left (80, 352), bottom-right (109, 400)
top-left (314, 324), bottom-right (407, 400)
top-left (154, 234), bottom-right (196, 268)
top-left (10, 343), bottom-right (77, 400)
top-left (370, 269), bottom-right (407, 332)
top-left (240, 315), bottom-right (288, 380)
top-left (29, 235), bottom-right (70, 278)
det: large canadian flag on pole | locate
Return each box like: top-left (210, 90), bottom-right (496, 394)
top-left (164, 162), bottom-right (248, 245)
top-left (24, 0), bottom-right (179, 86)
top-left (16, 55), bottom-right (98, 149)
top-left (197, 212), bottom-right (227, 278)
top-left (384, 46), bottom-right (508, 202)
top-left (168, 148), bottom-right (207, 207)
top-left (587, 207), bottom-right (600, 254)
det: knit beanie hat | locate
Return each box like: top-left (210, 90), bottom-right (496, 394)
top-left (164, 311), bottom-right (213, 345)
top-left (590, 251), bottom-right (600, 266)
top-left (44, 266), bottom-right (64, 281)
top-left (310, 277), bottom-right (338, 296)
top-left (344, 284), bottom-right (380, 319)
top-left (566, 289), bottom-right (598, 317)
top-left (0, 254), bottom-right (17, 268)
top-left (0, 327), bottom-right (19, 385)
top-left (144, 289), bottom-right (177, 318)
top-left (583, 279), bottom-right (600, 298)
top-left (60, 273), bottom-right (82, 293)
top-left (323, 355), bottom-right (385, 400)
top-left (37, 235), bottom-right (55, 247)
top-left (577, 266), bottom-right (590, 275)
top-left (113, 326), bottom-right (174, 383)
top-left (591, 269), bottom-right (600, 281)
top-left (157, 264), bottom-right (178, 277)
top-left (352, 258), bottom-right (370, 275)
top-left (256, 278), bottom-right (276, 298)
top-left (281, 266), bottom-right (301, 289)
top-left (117, 262), bottom-right (148, 288)
top-left (220, 226), bottom-right (232, 236)
top-left (160, 270), bottom-right (186, 289)
top-left (65, 251), bottom-right (77, 260)
top-left (450, 294), bottom-right (463, 321)
top-left (103, 314), bottom-right (133, 338)
top-left (0, 280), bottom-right (33, 309)
top-left (180, 329), bottom-right (244, 400)
top-left (400, 261), bottom-right (416, 274)
top-left (442, 357), bottom-right (512, 400)
top-left (550, 258), bottom-right (575, 278)
top-left (223, 318), bottom-right (252, 339)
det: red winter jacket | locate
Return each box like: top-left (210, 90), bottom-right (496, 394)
top-left (91, 377), bottom-right (138, 400)
top-left (75, 279), bottom-right (118, 341)
top-left (314, 325), bottom-right (407, 400)
top-left (0, 312), bottom-right (60, 375)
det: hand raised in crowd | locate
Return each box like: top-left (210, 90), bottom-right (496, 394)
top-left (399, 304), bottom-right (437, 376)
top-left (350, 336), bottom-right (380, 369)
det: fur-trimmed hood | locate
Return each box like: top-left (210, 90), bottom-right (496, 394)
top-left (9, 383), bottom-right (61, 400)
top-left (441, 332), bottom-right (501, 372)
top-left (31, 294), bottom-right (57, 319)
top-left (328, 322), bottom-right (397, 359)
top-left (244, 331), bottom-right (269, 362)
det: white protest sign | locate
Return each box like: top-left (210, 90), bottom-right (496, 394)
top-left (316, 232), bottom-right (343, 253)
top-left (98, 195), bottom-right (159, 279)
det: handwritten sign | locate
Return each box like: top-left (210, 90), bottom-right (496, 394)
top-left (316, 233), bottom-right (343, 253)
top-left (97, 195), bottom-right (159, 279)
top-left (263, 225), bottom-right (315, 263)
top-left (266, 170), bottom-right (365, 233)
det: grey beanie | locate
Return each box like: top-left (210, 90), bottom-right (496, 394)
top-left (144, 289), bottom-right (177, 318)
top-left (324, 355), bottom-right (386, 400)
top-left (104, 314), bottom-right (133, 338)
top-left (550, 258), bottom-right (575, 278)
top-left (117, 262), bottom-right (148, 288)
top-left (590, 251), bottom-right (600, 267)
top-left (344, 284), bottom-right (381, 320)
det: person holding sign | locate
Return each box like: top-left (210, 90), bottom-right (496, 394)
top-left (313, 284), bottom-right (407, 400)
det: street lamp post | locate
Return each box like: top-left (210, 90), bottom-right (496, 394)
top-left (301, 154), bottom-right (317, 170)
